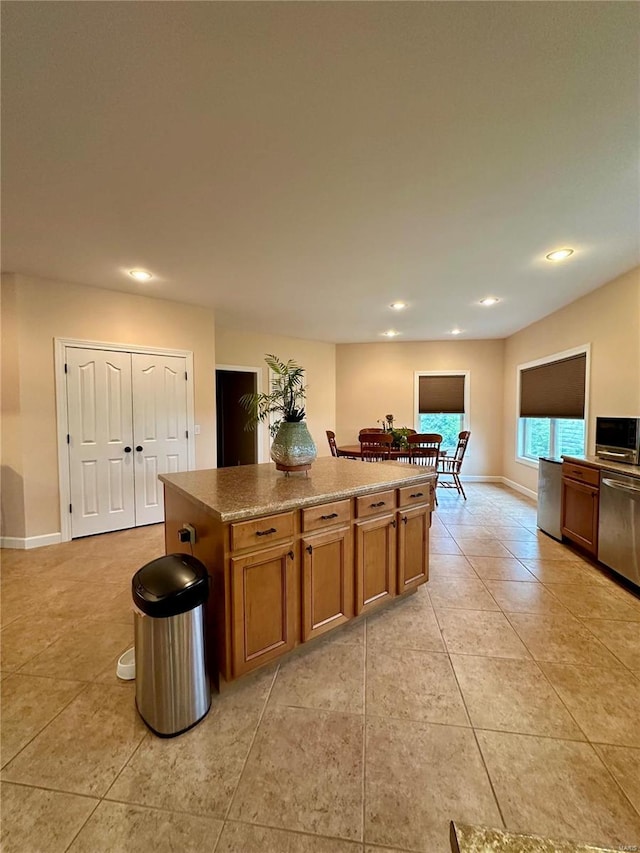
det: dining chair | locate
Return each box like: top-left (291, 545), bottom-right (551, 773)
top-left (436, 431), bottom-right (471, 499)
top-left (359, 431), bottom-right (393, 461)
top-left (407, 433), bottom-right (442, 466)
top-left (326, 430), bottom-right (340, 457)
top-left (358, 427), bottom-right (385, 437)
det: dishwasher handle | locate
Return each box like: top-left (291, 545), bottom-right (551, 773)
top-left (602, 477), bottom-right (640, 497)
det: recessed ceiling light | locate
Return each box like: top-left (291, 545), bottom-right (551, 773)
top-left (479, 297), bottom-right (499, 306)
top-left (390, 301), bottom-right (406, 310)
top-left (129, 269), bottom-right (153, 281)
top-left (545, 248), bottom-right (574, 262)
top-left (382, 330), bottom-right (400, 337)
top-left (450, 328), bottom-right (462, 335)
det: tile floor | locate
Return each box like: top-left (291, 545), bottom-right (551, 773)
top-left (1, 484), bottom-right (640, 852)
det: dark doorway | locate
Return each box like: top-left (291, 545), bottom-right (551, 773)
top-left (216, 370), bottom-right (258, 467)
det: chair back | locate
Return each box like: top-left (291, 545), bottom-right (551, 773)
top-left (326, 430), bottom-right (339, 458)
top-left (407, 433), bottom-right (442, 466)
top-left (359, 431), bottom-right (392, 461)
top-left (451, 431), bottom-right (471, 469)
top-left (358, 427), bottom-right (385, 437)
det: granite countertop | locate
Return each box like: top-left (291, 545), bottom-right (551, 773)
top-left (160, 456), bottom-right (436, 522)
top-left (450, 822), bottom-right (637, 853)
top-left (562, 455), bottom-right (640, 481)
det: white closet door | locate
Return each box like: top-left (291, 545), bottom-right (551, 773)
top-left (67, 348), bottom-right (135, 537)
top-left (132, 353), bottom-right (188, 526)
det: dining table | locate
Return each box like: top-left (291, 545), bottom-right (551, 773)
top-left (337, 444), bottom-right (444, 463)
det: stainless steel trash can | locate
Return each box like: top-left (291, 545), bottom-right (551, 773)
top-left (132, 554), bottom-right (210, 737)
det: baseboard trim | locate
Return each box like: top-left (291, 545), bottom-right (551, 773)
top-left (0, 532), bottom-right (62, 550)
top-left (458, 475), bottom-right (503, 482)
top-left (500, 477), bottom-right (537, 501)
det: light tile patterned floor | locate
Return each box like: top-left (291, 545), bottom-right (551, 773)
top-left (1, 484), bottom-right (640, 852)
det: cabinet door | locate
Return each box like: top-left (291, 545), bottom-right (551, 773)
top-left (355, 514), bottom-right (397, 615)
top-left (397, 504), bottom-right (429, 592)
top-left (231, 542), bottom-right (297, 677)
top-left (561, 477), bottom-right (599, 555)
top-left (301, 527), bottom-right (353, 642)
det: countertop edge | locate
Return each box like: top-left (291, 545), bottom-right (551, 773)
top-left (562, 455), bottom-right (640, 480)
top-left (160, 464), bottom-right (437, 523)
top-left (449, 821), bottom-right (632, 853)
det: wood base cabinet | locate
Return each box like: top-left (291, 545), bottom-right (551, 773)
top-left (355, 513), bottom-right (397, 614)
top-left (561, 461), bottom-right (600, 557)
top-left (301, 526), bottom-right (353, 641)
top-left (231, 542), bottom-right (297, 677)
top-left (162, 467), bottom-right (435, 686)
top-left (397, 504), bottom-right (429, 591)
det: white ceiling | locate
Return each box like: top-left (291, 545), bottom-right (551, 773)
top-left (2, 2), bottom-right (639, 343)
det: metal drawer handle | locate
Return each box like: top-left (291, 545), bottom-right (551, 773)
top-left (320, 512), bottom-right (338, 520)
top-left (402, 516), bottom-right (408, 524)
top-left (256, 527), bottom-right (277, 536)
top-left (371, 501), bottom-right (385, 508)
top-left (390, 519), bottom-right (397, 528)
top-left (409, 492), bottom-right (424, 498)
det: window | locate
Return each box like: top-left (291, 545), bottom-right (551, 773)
top-left (418, 413), bottom-right (464, 449)
top-left (415, 372), bottom-right (469, 452)
top-left (517, 348), bottom-right (588, 463)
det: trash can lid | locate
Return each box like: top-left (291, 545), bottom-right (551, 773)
top-left (132, 554), bottom-right (209, 618)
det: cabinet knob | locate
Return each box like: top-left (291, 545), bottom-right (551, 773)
top-left (306, 545), bottom-right (313, 554)
top-left (124, 446), bottom-right (132, 453)
top-left (136, 445), bottom-right (143, 452)
top-left (287, 550), bottom-right (295, 560)
top-left (390, 519), bottom-right (397, 528)
top-left (402, 516), bottom-right (408, 524)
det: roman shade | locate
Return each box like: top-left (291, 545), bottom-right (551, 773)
top-left (418, 374), bottom-right (465, 414)
top-left (519, 353), bottom-right (586, 419)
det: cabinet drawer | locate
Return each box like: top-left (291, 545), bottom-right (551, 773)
top-left (302, 499), bottom-right (351, 532)
top-left (562, 462), bottom-right (600, 488)
top-left (230, 511), bottom-right (295, 551)
top-left (398, 483), bottom-right (432, 508)
top-left (355, 489), bottom-right (396, 519)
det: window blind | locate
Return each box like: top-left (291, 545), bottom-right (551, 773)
top-left (519, 353), bottom-right (586, 419)
top-left (418, 375), bottom-right (465, 414)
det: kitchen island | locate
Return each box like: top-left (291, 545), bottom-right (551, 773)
top-left (160, 457), bottom-right (436, 688)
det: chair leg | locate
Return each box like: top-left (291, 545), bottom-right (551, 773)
top-left (454, 472), bottom-right (466, 500)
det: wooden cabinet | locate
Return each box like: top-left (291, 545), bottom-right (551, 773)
top-left (301, 526), bottom-right (353, 641)
top-left (163, 465), bottom-right (435, 686)
top-left (355, 513), bottom-right (397, 614)
top-left (561, 462), bottom-right (599, 556)
top-left (397, 503), bottom-right (430, 591)
top-left (231, 542), bottom-right (297, 677)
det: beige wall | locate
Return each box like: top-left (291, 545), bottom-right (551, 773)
top-left (215, 327), bottom-right (336, 461)
top-left (0, 273), bottom-right (217, 539)
top-left (335, 340), bottom-right (505, 476)
top-left (1, 275), bottom-right (26, 537)
top-left (503, 266), bottom-right (640, 493)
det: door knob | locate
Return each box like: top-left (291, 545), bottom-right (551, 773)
top-left (136, 445), bottom-right (143, 452)
top-left (124, 446), bottom-right (132, 453)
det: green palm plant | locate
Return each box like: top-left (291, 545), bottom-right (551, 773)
top-left (240, 354), bottom-right (307, 438)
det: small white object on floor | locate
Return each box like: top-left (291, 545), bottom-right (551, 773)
top-left (117, 647), bottom-right (135, 680)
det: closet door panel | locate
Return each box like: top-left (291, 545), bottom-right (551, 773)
top-left (67, 348), bottom-right (135, 537)
top-left (132, 354), bottom-right (188, 526)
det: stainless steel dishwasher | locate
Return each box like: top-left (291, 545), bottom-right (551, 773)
top-left (598, 472), bottom-right (640, 586)
top-left (537, 457), bottom-right (563, 541)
